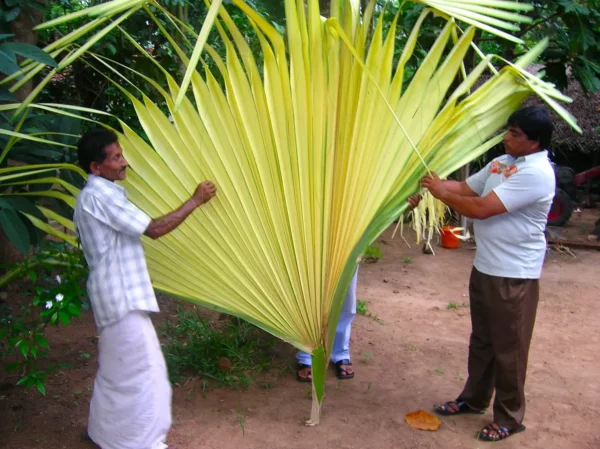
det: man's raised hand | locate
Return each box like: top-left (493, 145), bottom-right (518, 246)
top-left (193, 181), bottom-right (217, 207)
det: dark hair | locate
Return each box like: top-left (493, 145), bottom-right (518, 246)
top-left (507, 106), bottom-right (554, 150)
top-left (77, 128), bottom-right (118, 173)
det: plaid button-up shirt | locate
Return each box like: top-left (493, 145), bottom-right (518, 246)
top-left (74, 175), bottom-right (159, 329)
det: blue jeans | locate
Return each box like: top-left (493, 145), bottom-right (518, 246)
top-left (296, 269), bottom-right (358, 366)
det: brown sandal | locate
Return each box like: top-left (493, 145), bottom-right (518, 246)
top-left (296, 363), bottom-right (312, 382)
top-left (334, 359), bottom-right (354, 380)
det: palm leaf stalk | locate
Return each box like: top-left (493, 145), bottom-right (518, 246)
top-left (11, 0), bottom-right (580, 424)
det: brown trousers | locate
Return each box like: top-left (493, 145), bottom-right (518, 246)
top-left (457, 267), bottom-right (539, 430)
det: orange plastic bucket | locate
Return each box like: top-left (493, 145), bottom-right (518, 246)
top-left (440, 226), bottom-right (460, 249)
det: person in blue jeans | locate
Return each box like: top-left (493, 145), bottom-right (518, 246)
top-left (296, 270), bottom-right (359, 381)
top-left (296, 194), bottom-right (421, 382)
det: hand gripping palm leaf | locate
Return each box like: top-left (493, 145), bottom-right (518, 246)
top-left (10, 0), bottom-right (579, 424)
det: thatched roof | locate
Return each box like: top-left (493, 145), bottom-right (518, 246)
top-left (469, 62), bottom-right (598, 153)
top-left (523, 74), bottom-right (599, 154)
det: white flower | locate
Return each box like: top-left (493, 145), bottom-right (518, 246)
top-left (55, 293), bottom-right (64, 302)
top-left (45, 301), bottom-right (53, 309)
top-left (55, 275), bottom-right (61, 284)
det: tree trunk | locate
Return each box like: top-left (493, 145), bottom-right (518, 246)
top-left (169, 3), bottom-right (189, 78)
top-left (360, 0), bottom-right (368, 14)
top-left (9, 2), bottom-right (47, 101)
top-left (0, 231), bottom-right (24, 270)
top-left (319, 0), bottom-right (330, 18)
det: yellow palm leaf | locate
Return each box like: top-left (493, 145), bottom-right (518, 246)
top-left (20, 0), bottom-right (580, 424)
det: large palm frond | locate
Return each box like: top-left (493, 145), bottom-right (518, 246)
top-left (10, 0), bottom-right (579, 423)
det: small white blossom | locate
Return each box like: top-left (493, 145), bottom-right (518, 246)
top-left (55, 293), bottom-right (64, 302)
top-left (55, 275), bottom-right (61, 284)
top-left (45, 301), bottom-right (53, 309)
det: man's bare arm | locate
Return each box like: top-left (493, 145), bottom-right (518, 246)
top-left (440, 180), bottom-right (479, 197)
top-left (145, 181), bottom-right (217, 240)
top-left (437, 190), bottom-right (507, 220)
top-left (421, 173), bottom-right (507, 220)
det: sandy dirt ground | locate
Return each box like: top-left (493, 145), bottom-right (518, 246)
top-left (1, 220), bottom-right (599, 449)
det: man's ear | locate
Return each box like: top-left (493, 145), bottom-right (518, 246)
top-left (90, 161), bottom-right (101, 175)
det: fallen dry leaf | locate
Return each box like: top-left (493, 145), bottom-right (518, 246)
top-left (218, 357), bottom-right (232, 372)
top-left (405, 410), bottom-right (442, 431)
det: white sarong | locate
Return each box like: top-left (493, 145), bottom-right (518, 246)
top-left (88, 310), bottom-right (172, 449)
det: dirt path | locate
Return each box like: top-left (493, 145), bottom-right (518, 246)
top-left (2, 226), bottom-right (599, 449)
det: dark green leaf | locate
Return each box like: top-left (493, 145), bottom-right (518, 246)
top-left (58, 312), bottom-right (71, 325)
top-left (560, 1), bottom-right (590, 15)
top-left (6, 148), bottom-right (64, 165)
top-left (60, 169), bottom-right (85, 190)
top-left (16, 339), bottom-right (29, 358)
top-left (4, 362), bottom-right (20, 372)
top-left (0, 43), bottom-right (57, 67)
top-left (48, 197), bottom-right (74, 221)
top-left (574, 26), bottom-right (597, 52)
top-left (36, 380), bottom-right (46, 396)
top-left (0, 34), bottom-right (15, 41)
top-left (28, 181), bottom-right (53, 193)
top-left (0, 50), bottom-right (20, 76)
top-left (573, 64), bottom-right (600, 93)
top-left (0, 208), bottom-right (30, 253)
top-left (0, 88), bottom-right (16, 101)
top-left (0, 196), bottom-right (45, 221)
top-left (34, 333), bottom-right (49, 349)
top-left (20, 212), bottom-right (44, 246)
top-left (57, 115), bottom-right (81, 142)
top-left (4, 7), bottom-right (21, 22)
top-left (67, 303), bottom-right (81, 317)
top-left (22, 113), bottom-right (54, 129)
top-left (24, 0), bottom-right (48, 11)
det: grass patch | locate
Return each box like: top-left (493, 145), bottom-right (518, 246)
top-left (362, 244), bottom-right (383, 263)
top-left (357, 299), bottom-right (384, 325)
top-left (447, 301), bottom-right (470, 310)
top-left (357, 299), bottom-right (369, 315)
top-left (162, 308), bottom-right (281, 388)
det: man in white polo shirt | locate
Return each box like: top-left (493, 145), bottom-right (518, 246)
top-left (421, 106), bottom-right (555, 442)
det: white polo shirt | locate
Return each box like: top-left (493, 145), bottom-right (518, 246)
top-left (466, 150), bottom-right (555, 279)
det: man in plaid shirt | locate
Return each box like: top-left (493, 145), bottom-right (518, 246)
top-left (74, 128), bottom-right (216, 449)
